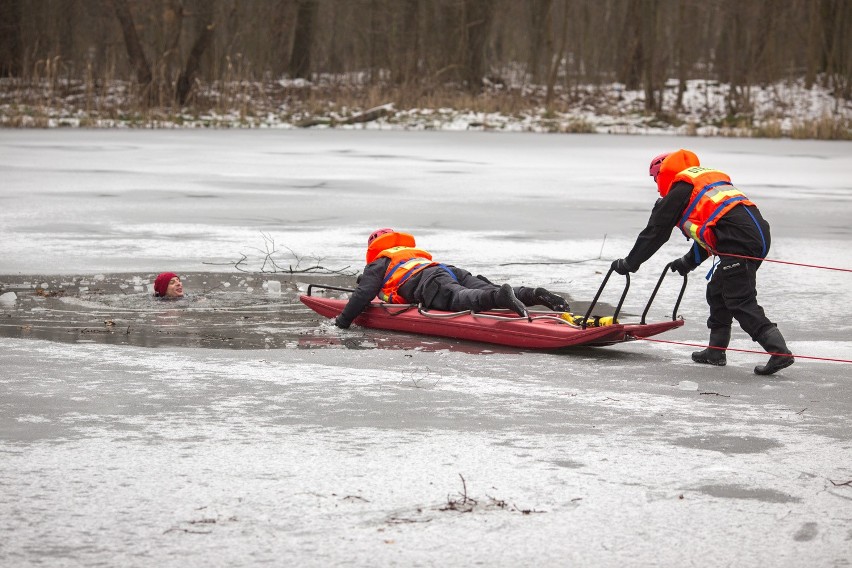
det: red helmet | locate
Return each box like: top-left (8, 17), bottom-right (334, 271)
top-left (649, 152), bottom-right (670, 181)
top-left (368, 228), bottom-right (395, 245)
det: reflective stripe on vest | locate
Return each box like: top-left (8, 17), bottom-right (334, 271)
top-left (674, 167), bottom-right (753, 251)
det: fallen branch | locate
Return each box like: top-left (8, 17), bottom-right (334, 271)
top-left (203, 233), bottom-right (357, 276)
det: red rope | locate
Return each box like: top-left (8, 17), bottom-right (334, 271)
top-left (636, 337), bottom-right (852, 364)
top-left (711, 250), bottom-right (852, 273)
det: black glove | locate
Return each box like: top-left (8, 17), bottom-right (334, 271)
top-left (610, 258), bottom-right (631, 275)
top-left (334, 315), bottom-right (351, 329)
top-left (669, 258), bottom-right (690, 276)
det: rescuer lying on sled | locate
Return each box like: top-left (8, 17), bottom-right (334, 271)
top-left (609, 149), bottom-right (794, 376)
top-left (333, 228), bottom-right (569, 329)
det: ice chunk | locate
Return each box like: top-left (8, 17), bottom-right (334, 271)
top-left (678, 380), bottom-right (699, 391)
top-left (267, 280), bottom-right (281, 295)
top-left (0, 292), bottom-right (17, 305)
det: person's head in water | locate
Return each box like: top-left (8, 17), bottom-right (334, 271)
top-left (154, 272), bottom-right (184, 299)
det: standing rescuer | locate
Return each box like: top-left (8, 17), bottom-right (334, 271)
top-left (610, 149), bottom-right (794, 375)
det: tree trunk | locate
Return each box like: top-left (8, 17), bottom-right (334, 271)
top-left (804, 0), bottom-right (821, 89)
top-left (0, 0), bottom-right (23, 77)
top-left (641, 0), bottom-right (658, 112)
top-left (289, 0), bottom-right (318, 79)
top-left (394, 0), bottom-right (420, 86)
top-left (545, 0), bottom-right (569, 110)
top-left (462, 0), bottom-right (497, 93)
top-left (528, 0), bottom-right (553, 84)
top-left (675, 0), bottom-right (687, 110)
top-left (618, 0), bottom-right (643, 90)
top-left (175, 6), bottom-right (217, 105)
top-left (110, 0), bottom-right (152, 89)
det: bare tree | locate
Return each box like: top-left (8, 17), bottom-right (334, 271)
top-left (2, 0), bottom-right (847, 128)
top-left (545, 0), bottom-right (569, 110)
top-left (175, 2), bottom-right (217, 105)
top-left (289, 0), bottom-right (318, 78)
top-left (394, 0), bottom-right (421, 87)
top-left (0, 0), bottom-right (23, 77)
top-left (462, 0), bottom-right (497, 92)
top-left (618, 0), bottom-right (643, 90)
top-left (527, 0), bottom-right (553, 84)
top-left (110, 0), bottom-right (153, 95)
top-left (640, 0), bottom-right (659, 112)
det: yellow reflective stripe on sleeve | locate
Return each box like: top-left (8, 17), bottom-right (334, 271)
top-left (681, 221), bottom-right (707, 248)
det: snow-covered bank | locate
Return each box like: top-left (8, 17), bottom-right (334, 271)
top-left (1, 78), bottom-right (849, 139)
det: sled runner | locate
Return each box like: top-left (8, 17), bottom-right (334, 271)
top-left (299, 265), bottom-right (686, 350)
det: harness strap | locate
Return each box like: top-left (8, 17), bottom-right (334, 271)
top-left (678, 180), bottom-right (732, 228)
top-left (697, 195), bottom-right (748, 246)
top-left (435, 264), bottom-right (459, 282)
top-left (705, 256), bottom-right (720, 281)
top-left (741, 206), bottom-right (768, 258)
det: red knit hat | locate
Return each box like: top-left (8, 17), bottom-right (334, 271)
top-left (154, 272), bottom-right (179, 297)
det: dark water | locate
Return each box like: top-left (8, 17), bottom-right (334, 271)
top-left (0, 272), bottom-right (622, 353)
top-left (0, 272), bottom-right (344, 350)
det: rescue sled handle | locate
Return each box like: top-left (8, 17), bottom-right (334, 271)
top-left (582, 269), bottom-right (629, 329)
top-left (640, 263), bottom-right (688, 325)
top-left (306, 284), bottom-right (355, 296)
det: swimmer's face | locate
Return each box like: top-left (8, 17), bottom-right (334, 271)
top-left (165, 277), bottom-right (184, 298)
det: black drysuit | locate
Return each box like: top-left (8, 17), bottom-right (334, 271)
top-left (335, 260), bottom-right (503, 329)
top-left (623, 181), bottom-right (777, 340)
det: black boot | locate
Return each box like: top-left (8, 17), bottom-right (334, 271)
top-left (692, 327), bottom-right (730, 366)
top-left (754, 327), bottom-right (795, 375)
top-left (496, 284), bottom-right (530, 319)
top-left (513, 287), bottom-right (569, 312)
top-left (513, 286), bottom-right (537, 306)
top-left (534, 287), bottom-right (569, 312)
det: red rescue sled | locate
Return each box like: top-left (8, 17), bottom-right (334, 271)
top-left (300, 265), bottom-right (686, 350)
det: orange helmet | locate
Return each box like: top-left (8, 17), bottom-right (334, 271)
top-left (653, 149), bottom-right (700, 197)
top-left (365, 229), bottom-right (418, 263)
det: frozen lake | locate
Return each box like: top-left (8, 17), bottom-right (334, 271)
top-left (1, 130), bottom-right (852, 567)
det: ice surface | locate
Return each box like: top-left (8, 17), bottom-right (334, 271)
top-left (1, 130), bottom-right (851, 567)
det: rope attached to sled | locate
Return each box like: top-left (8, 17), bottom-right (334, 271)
top-left (709, 250), bottom-right (852, 273)
top-left (635, 336), bottom-right (852, 364)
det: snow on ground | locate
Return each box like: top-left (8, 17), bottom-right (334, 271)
top-left (1, 78), bottom-right (849, 137)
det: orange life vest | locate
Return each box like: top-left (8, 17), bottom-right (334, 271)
top-left (675, 166), bottom-right (754, 251)
top-left (376, 245), bottom-right (436, 303)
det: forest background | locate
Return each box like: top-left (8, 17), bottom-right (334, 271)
top-left (0, 0), bottom-right (849, 138)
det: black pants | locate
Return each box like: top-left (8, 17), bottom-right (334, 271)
top-left (412, 266), bottom-right (497, 312)
top-left (706, 257), bottom-right (774, 340)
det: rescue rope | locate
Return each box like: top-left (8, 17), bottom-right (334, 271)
top-left (635, 336), bottom-right (852, 364)
top-left (711, 250), bottom-right (852, 273)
